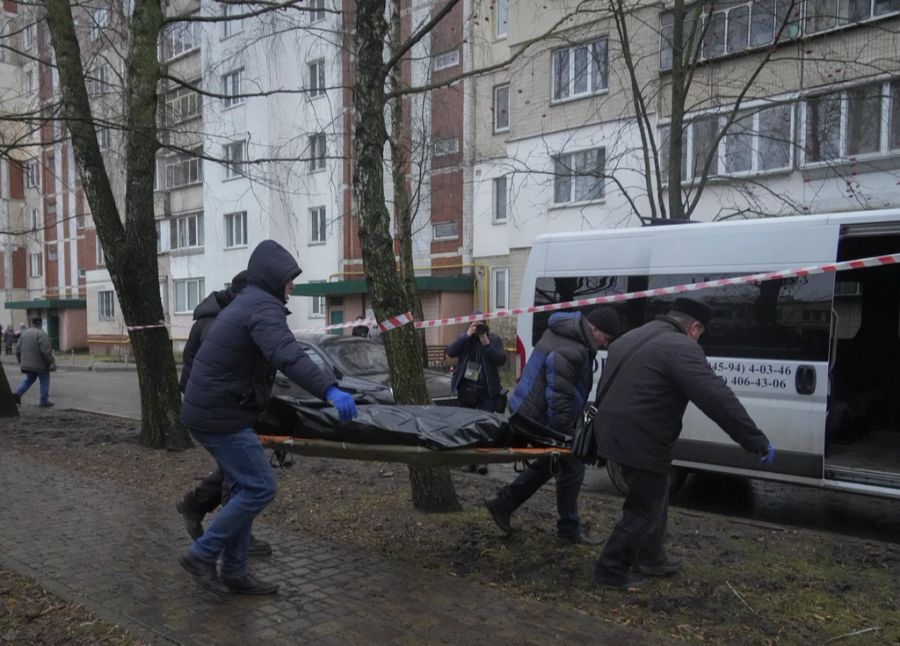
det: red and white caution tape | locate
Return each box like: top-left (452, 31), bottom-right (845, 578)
top-left (291, 317), bottom-right (378, 335)
top-left (379, 312), bottom-right (416, 332)
top-left (126, 320), bottom-right (169, 332)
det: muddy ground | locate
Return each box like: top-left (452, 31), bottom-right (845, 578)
top-left (1, 408), bottom-right (898, 644)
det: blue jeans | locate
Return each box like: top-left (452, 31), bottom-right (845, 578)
top-left (17, 371), bottom-right (50, 404)
top-left (188, 428), bottom-right (277, 578)
top-left (495, 454), bottom-right (586, 538)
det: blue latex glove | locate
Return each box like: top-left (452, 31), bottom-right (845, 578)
top-left (325, 386), bottom-right (358, 421)
top-left (760, 442), bottom-right (775, 465)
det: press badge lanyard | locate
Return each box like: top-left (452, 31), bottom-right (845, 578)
top-left (463, 342), bottom-right (484, 382)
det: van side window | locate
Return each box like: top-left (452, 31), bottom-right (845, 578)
top-left (646, 273), bottom-right (834, 361)
top-left (532, 275), bottom-right (629, 347)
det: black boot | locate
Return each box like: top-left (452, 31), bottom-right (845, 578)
top-left (175, 499), bottom-right (205, 540)
top-left (222, 572), bottom-right (279, 595)
top-left (248, 535), bottom-right (273, 556)
top-left (483, 497), bottom-right (513, 536)
top-left (178, 550), bottom-right (229, 596)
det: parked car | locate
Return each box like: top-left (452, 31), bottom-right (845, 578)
top-left (272, 334), bottom-right (456, 405)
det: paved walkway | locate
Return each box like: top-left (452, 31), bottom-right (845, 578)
top-left (0, 450), bottom-right (651, 645)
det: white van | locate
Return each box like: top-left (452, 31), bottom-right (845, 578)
top-left (515, 210), bottom-right (900, 499)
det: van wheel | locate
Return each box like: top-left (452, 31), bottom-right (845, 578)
top-left (606, 461), bottom-right (689, 497)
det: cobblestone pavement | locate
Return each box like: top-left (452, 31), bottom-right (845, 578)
top-left (0, 451), bottom-right (652, 645)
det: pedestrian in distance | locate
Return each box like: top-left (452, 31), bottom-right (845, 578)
top-left (446, 317), bottom-right (508, 474)
top-left (351, 315), bottom-right (370, 338)
top-left (484, 307), bottom-right (621, 544)
top-left (4, 325), bottom-right (17, 355)
top-left (175, 270), bottom-right (273, 557)
top-left (179, 240), bottom-right (358, 596)
top-left (591, 297), bottom-right (775, 590)
top-left (14, 317), bottom-right (56, 407)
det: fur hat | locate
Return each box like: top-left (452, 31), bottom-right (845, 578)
top-left (670, 297), bottom-right (712, 327)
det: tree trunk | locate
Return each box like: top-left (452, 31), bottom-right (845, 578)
top-left (43, 0), bottom-right (190, 448)
top-left (355, 0), bottom-right (460, 512)
top-left (0, 366), bottom-right (19, 418)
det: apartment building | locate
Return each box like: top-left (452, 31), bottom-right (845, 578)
top-left (468, 0), bottom-right (900, 331)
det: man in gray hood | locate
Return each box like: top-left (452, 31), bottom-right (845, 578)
top-left (14, 317), bottom-right (55, 407)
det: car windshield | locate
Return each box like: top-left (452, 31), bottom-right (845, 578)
top-left (324, 339), bottom-right (390, 375)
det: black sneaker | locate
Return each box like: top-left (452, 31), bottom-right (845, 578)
top-left (178, 550), bottom-right (229, 596)
top-left (221, 572), bottom-right (279, 595)
top-left (592, 571), bottom-right (650, 590)
top-left (483, 497), bottom-right (513, 536)
top-left (175, 499), bottom-right (205, 540)
top-left (635, 556), bottom-right (683, 577)
top-left (558, 531), bottom-right (601, 546)
top-left (248, 535), bottom-right (273, 556)
top-left (38, 401), bottom-right (54, 408)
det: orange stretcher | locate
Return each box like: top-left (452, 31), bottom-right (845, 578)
top-left (257, 434), bottom-right (570, 467)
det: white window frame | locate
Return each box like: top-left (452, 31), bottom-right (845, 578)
top-left (222, 69), bottom-right (244, 108)
top-left (552, 147), bottom-right (606, 205)
top-left (97, 126), bottom-right (111, 149)
top-left (433, 222), bottom-right (458, 240)
top-left (25, 160), bottom-right (39, 188)
top-left (224, 211), bottom-right (248, 248)
top-left (310, 280), bottom-right (326, 318)
top-left (23, 70), bottom-right (33, 94)
top-left (433, 137), bottom-right (459, 157)
top-left (492, 267), bottom-right (510, 310)
top-left (493, 84), bottom-right (510, 133)
top-left (308, 59), bottom-right (326, 97)
top-left (308, 133), bottom-right (326, 172)
top-left (223, 140), bottom-right (246, 179)
top-left (174, 277), bottom-right (205, 314)
top-left (174, 212), bottom-right (204, 250)
top-left (90, 8), bottom-right (109, 41)
top-left (47, 247), bottom-right (57, 262)
top-left (222, 3), bottom-right (243, 38)
top-left (492, 176), bottom-right (508, 223)
top-left (310, 0), bottom-right (327, 23)
top-left (433, 49), bottom-right (460, 71)
top-left (90, 63), bottom-right (109, 95)
top-left (165, 84), bottom-right (202, 124)
top-left (29, 252), bottom-right (43, 277)
top-left (496, 0), bottom-right (509, 39)
top-left (551, 38), bottom-right (608, 103)
top-left (96, 242), bottom-right (106, 267)
top-left (162, 17), bottom-right (201, 61)
top-left (23, 22), bottom-right (35, 49)
top-left (31, 208), bottom-right (40, 231)
top-left (309, 206), bottom-right (327, 244)
top-left (76, 214), bottom-right (86, 230)
top-left (164, 149), bottom-right (203, 189)
top-left (98, 290), bottom-right (115, 320)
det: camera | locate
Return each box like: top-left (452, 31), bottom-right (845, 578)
top-left (475, 323), bottom-right (489, 336)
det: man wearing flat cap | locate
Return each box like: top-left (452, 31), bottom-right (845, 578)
top-left (484, 306), bottom-right (621, 545)
top-left (590, 297), bottom-right (774, 590)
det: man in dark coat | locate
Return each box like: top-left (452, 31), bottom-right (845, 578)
top-left (483, 307), bottom-right (621, 544)
top-left (592, 297), bottom-right (774, 590)
top-left (175, 270), bottom-right (272, 556)
top-left (14, 317), bottom-right (56, 407)
top-left (445, 319), bottom-right (507, 413)
top-left (178, 240), bottom-right (358, 596)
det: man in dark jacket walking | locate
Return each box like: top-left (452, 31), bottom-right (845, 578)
top-left (178, 240), bottom-right (358, 596)
top-left (484, 307), bottom-right (620, 544)
top-left (14, 317), bottom-right (56, 407)
top-left (446, 319), bottom-right (507, 413)
top-left (592, 297), bottom-right (774, 590)
top-left (175, 270), bottom-right (272, 557)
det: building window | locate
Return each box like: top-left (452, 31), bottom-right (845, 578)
top-left (806, 0), bottom-right (897, 33)
top-left (164, 84), bottom-right (202, 124)
top-left (223, 140), bottom-right (246, 179)
top-left (164, 149), bottom-right (203, 188)
top-left (553, 147), bottom-right (605, 204)
top-left (308, 59), bottom-right (326, 97)
top-left (162, 17), bottom-right (201, 61)
top-left (308, 133), bottom-right (326, 172)
top-left (23, 70), bottom-right (33, 94)
top-left (493, 84), bottom-right (509, 132)
top-left (90, 64), bottom-right (109, 95)
top-left (97, 126), bottom-right (111, 149)
top-left (433, 136), bottom-right (459, 157)
top-left (174, 212), bottom-right (203, 249)
top-left (174, 277), bottom-right (205, 313)
top-left (310, 0), bottom-right (327, 23)
top-left (25, 160), bottom-right (39, 188)
top-left (90, 8), bottom-right (109, 41)
top-left (552, 38), bottom-right (608, 103)
top-left (79, 268), bottom-right (86, 278)
top-left (310, 206), bottom-right (327, 244)
top-left (222, 2), bottom-right (242, 38)
top-left (496, 0), bottom-right (508, 38)
top-left (493, 176), bottom-right (508, 223)
top-left (222, 69), bottom-right (243, 108)
top-left (29, 252), bottom-right (42, 277)
top-left (47, 247), bottom-right (57, 262)
top-left (224, 211), bottom-right (247, 248)
top-left (433, 49), bottom-right (460, 71)
top-left (310, 280), bottom-right (326, 318)
top-left (31, 208), bottom-right (40, 231)
top-left (492, 267), bottom-right (509, 310)
top-left (76, 214), bottom-right (86, 230)
top-left (23, 23), bottom-right (35, 49)
top-left (433, 222), bottom-right (458, 240)
top-left (724, 103), bottom-right (793, 174)
top-left (96, 242), bottom-right (106, 266)
top-left (98, 290), bottom-right (115, 320)
top-left (803, 80), bottom-right (900, 164)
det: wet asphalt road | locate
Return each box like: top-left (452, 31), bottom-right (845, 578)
top-left (6, 360), bottom-right (899, 544)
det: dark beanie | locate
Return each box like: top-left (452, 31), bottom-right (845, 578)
top-left (230, 270), bottom-right (249, 294)
top-left (670, 297), bottom-right (712, 327)
top-left (586, 307), bottom-right (622, 338)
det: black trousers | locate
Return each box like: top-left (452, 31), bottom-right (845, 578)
top-left (183, 467), bottom-right (228, 515)
top-left (595, 465), bottom-right (669, 582)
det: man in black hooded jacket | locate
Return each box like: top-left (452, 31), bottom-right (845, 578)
top-left (178, 240), bottom-right (358, 596)
top-left (175, 270), bottom-right (272, 556)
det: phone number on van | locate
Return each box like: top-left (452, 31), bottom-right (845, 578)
top-left (708, 362), bottom-right (793, 390)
